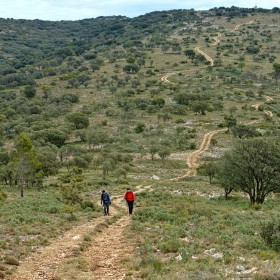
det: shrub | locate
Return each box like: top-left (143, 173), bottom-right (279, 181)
top-left (0, 191), bottom-right (7, 201)
top-left (5, 256), bottom-right (19, 266)
top-left (140, 256), bottom-right (163, 272)
top-left (0, 264), bottom-right (8, 271)
top-left (80, 200), bottom-right (96, 211)
top-left (158, 238), bottom-right (182, 253)
top-left (260, 219), bottom-right (280, 252)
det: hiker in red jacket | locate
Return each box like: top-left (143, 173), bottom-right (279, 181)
top-left (124, 188), bottom-right (135, 214)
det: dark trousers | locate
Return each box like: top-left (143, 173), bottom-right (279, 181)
top-left (103, 203), bottom-right (110, 215)
top-left (127, 201), bottom-right (134, 214)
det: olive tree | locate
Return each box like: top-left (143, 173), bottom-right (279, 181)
top-left (218, 139), bottom-right (280, 204)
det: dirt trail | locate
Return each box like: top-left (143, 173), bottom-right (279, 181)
top-left (9, 20), bottom-right (261, 280)
top-left (171, 128), bottom-right (226, 180)
top-left (8, 214), bottom-right (107, 280)
top-left (232, 20), bottom-right (254, 31)
top-left (252, 96), bottom-right (273, 117)
top-left (161, 20), bottom-right (255, 83)
top-left (212, 33), bottom-right (221, 45)
top-left (81, 215), bottom-right (133, 280)
top-left (194, 47), bottom-right (214, 66)
top-left (8, 191), bottom-right (142, 280)
top-left (161, 73), bottom-right (176, 84)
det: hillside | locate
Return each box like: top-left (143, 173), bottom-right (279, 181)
top-left (0, 7), bottom-right (280, 279)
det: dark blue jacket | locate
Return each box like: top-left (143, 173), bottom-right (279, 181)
top-left (101, 192), bottom-right (111, 204)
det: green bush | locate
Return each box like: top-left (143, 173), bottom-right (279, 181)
top-left (140, 256), bottom-right (163, 272)
top-left (260, 219), bottom-right (280, 252)
top-left (80, 200), bottom-right (96, 211)
top-left (0, 191), bottom-right (7, 201)
top-left (158, 238), bottom-right (182, 253)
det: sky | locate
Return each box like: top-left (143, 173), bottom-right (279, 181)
top-left (0, 0), bottom-right (279, 21)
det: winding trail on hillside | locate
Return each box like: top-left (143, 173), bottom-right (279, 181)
top-left (252, 95), bottom-right (273, 117)
top-left (161, 21), bottom-right (255, 83)
top-left (8, 20), bottom-right (263, 280)
top-left (212, 33), bottom-right (222, 45)
top-left (171, 128), bottom-right (227, 180)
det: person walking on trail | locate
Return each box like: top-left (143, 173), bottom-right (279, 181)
top-left (124, 188), bottom-right (135, 215)
top-left (101, 190), bottom-right (111, 215)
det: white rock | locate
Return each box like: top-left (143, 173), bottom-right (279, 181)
top-left (212, 253), bottom-right (223, 259)
top-left (72, 235), bottom-right (80, 241)
top-left (236, 265), bottom-right (245, 271)
top-left (240, 267), bottom-right (258, 275)
top-left (204, 248), bottom-right (217, 255)
top-left (175, 254), bottom-right (183, 261)
top-left (151, 175), bottom-right (160, 180)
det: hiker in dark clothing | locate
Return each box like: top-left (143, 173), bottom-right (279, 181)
top-left (101, 190), bottom-right (111, 215)
top-left (124, 188), bottom-right (135, 215)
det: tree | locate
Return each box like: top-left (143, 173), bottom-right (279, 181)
top-left (198, 162), bottom-right (218, 184)
top-left (102, 160), bottom-right (114, 179)
top-left (123, 64), bottom-right (140, 74)
top-left (232, 125), bottom-right (258, 139)
top-left (42, 84), bottom-right (52, 100)
top-left (272, 63), bottom-right (280, 82)
top-left (218, 139), bottom-right (280, 204)
top-left (57, 168), bottom-right (84, 205)
top-left (115, 167), bottom-right (128, 181)
top-left (22, 85), bottom-right (36, 98)
top-left (224, 115), bottom-right (237, 131)
top-left (158, 148), bottom-right (171, 162)
top-left (12, 133), bottom-right (43, 197)
top-left (192, 101), bottom-right (208, 115)
top-left (33, 129), bottom-right (68, 148)
top-left (149, 146), bottom-right (159, 160)
top-left (86, 129), bottom-right (109, 149)
top-left (37, 146), bottom-right (60, 176)
top-left (65, 112), bottom-right (89, 129)
top-left (184, 49), bottom-right (196, 59)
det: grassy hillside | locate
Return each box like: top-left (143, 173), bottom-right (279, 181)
top-left (0, 7), bottom-right (280, 279)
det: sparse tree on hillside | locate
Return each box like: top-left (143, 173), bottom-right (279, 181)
top-left (218, 139), bottom-right (280, 204)
top-left (184, 49), bottom-right (196, 59)
top-left (158, 148), bottom-right (171, 162)
top-left (272, 62), bottom-right (280, 82)
top-left (232, 125), bottom-right (258, 139)
top-left (192, 101), bottom-right (208, 115)
top-left (224, 115), bottom-right (237, 132)
top-left (42, 84), bottom-right (52, 100)
top-left (12, 133), bottom-right (43, 197)
top-left (199, 162), bottom-right (218, 184)
top-left (22, 85), bottom-right (36, 98)
top-left (65, 112), bottom-right (89, 129)
top-left (149, 145), bottom-right (159, 160)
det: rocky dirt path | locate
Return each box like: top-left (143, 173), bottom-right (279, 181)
top-left (7, 191), bottom-right (141, 280)
top-left (8, 214), bottom-right (107, 280)
top-left (252, 95), bottom-right (273, 117)
top-left (80, 214), bottom-right (133, 280)
top-left (171, 128), bottom-right (226, 180)
top-left (212, 33), bottom-right (221, 45)
top-left (194, 47), bottom-right (214, 66)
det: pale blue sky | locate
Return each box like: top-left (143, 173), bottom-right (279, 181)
top-left (0, 0), bottom-right (279, 21)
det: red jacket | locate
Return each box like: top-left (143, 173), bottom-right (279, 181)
top-left (124, 190), bottom-right (135, 202)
